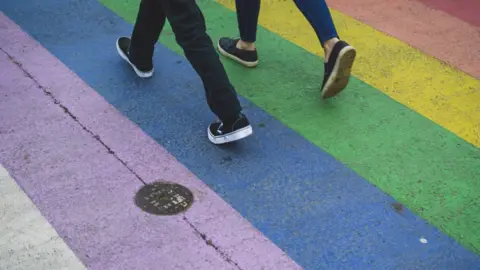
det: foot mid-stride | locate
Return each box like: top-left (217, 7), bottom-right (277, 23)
top-left (208, 114), bottom-right (253, 145)
top-left (320, 40), bottom-right (356, 99)
top-left (116, 37), bottom-right (154, 78)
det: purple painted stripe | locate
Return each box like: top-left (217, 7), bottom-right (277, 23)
top-left (0, 13), bottom-right (301, 270)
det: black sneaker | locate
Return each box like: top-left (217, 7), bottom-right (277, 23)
top-left (321, 40), bottom-right (356, 99)
top-left (218, 38), bottom-right (258, 68)
top-left (116, 37), bottom-right (154, 78)
top-left (208, 114), bottom-right (253, 144)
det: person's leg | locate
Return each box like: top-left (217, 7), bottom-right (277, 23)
top-left (291, 0), bottom-right (338, 59)
top-left (236, 0), bottom-right (260, 45)
top-left (292, 0), bottom-right (356, 99)
top-left (116, 0), bottom-right (165, 78)
top-left (217, 0), bottom-right (260, 68)
top-left (161, 0), bottom-right (253, 144)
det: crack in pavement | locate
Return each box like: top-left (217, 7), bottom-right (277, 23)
top-left (2, 48), bottom-right (245, 269)
top-left (183, 216), bottom-right (243, 270)
top-left (1, 48), bottom-right (147, 186)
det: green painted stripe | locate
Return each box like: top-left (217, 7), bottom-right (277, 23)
top-left (100, 0), bottom-right (480, 253)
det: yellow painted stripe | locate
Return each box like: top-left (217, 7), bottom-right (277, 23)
top-left (217, 0), bottom-right (480, 147)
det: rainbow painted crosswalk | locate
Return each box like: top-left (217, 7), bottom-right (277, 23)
top-left (0, 0), bottom-right (479, 269)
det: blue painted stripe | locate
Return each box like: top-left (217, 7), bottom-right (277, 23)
top-left (2, 1), bottom-right (479, 269)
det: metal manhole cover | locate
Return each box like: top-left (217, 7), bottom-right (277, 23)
top-left (134, 182), bottom-right (194, 215)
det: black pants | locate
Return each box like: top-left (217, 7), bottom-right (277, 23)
top-left (129, 0), bottom-right (242, 122)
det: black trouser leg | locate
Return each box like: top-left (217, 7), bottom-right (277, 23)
top-left (235, 0), bottom-right (260, 43)
top-left (161, 0), bottom-right (242, 122)
top-left (129, 0), bottom-right (166, 69)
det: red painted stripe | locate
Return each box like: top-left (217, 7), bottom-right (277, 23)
top-left (328, 0), bottom-right (480, 78)
top-left (416, 0), bottom-right (480, 27)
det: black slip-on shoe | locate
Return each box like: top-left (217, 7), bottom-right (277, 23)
top-left (208, 114), bottom-right (253, 144)
top-left (218, 37), bottom-right (258, 68)
top-left (321, 40), bottom-right (356, 99)
top-left (116, 37), bottom-right (154, 78)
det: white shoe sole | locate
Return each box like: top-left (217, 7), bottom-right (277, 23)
top-left (321, 46), bottom-right (356, 99)
top-left (116, 38), bottom-right (154, 78)
top-left (217, 40), bottom-right (258, 68)
top-left (208, 125), bottom-right (253, 144)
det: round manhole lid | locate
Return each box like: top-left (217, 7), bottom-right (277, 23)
top-left (134, 182), bottom-right (194, 216)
